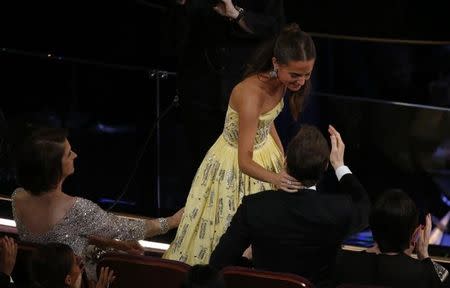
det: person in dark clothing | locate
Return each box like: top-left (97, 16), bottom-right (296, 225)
top-left (334, 189), bottom-right (450, 288)
top-left (182, 264), bottom-right (226, 288)
top-left (168, 0), bottom-right (286, 197)
top-left (210, 125), bottom-right (370, 288)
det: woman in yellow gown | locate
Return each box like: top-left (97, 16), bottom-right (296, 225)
top-left (164, 23), bottom-right (316, 265)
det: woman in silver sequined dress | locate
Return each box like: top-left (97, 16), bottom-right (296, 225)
top-left (11, 127), bottom-right (183, 280)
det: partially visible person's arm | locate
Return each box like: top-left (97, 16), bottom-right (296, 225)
top-left (210, 197), bottom-right (251, 269)
top-left (87, 236), bottom-right (145, 255)
top-left (213, 0), bottom-right (284, 37)
top-left (77, 198), bottom-right (183, 241)
top-left (416, 214), bottom-right (449, 285)
top-left (0, 236), bottom-right (17, 288)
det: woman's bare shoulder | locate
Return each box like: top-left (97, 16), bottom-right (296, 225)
top-left (230, 77), bottom-right (265, 108)
top-left (12, 187), bottom-right (28, 202)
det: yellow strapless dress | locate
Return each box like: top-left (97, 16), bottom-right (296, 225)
top-left (163, 99), bottom-right (284, 265)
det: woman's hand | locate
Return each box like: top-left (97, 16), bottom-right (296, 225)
top-left (167, 207), bottom-right (185, 229)
top-left (273, 170), bottom-right (302, 192)
top-left (0, 236), bottom-right (17, 276)
top-left (328, 125), bottom-right (345, 170)
top-left (96, 267), bottom-right (115, 288)
top-left (213, 0), bottom-right (239, 19)
top-left (366, 243), bottom-right (380, 254)
top-left (119, 240), bottom-right (145, 256)
top-left (415, 213), bottom-right (432, 260)
top-left (242, 246), bottom-right (252, 260)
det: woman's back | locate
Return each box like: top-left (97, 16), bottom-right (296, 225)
top-left (12, 188), bottom-right (76, 236)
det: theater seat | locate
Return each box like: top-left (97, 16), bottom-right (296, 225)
top-left (336, 284), bottom-right (388, 288)
top-left (97, 252), bottom-right (190, 288)
top-left (222, 266), bottom-right (315, 288)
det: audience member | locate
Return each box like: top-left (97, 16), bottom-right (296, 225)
top-left (210, 125), bottom-right (370, 287)
top-left (0, 236), bottom-right (17, 288)
top-left (334, 189), bottom-right (450, 287)
top-left (31, 242), bottom-right (115, 288)
top-left (11, 126), bottom-right (183, 280)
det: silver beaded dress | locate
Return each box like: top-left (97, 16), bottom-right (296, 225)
top-left (12, 188), bottom-right (146, 280)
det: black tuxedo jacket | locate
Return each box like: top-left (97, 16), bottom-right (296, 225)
top-left (334, 250), bottom-right (449, 288)
top-left (210, 173), bottom-right (370, 287)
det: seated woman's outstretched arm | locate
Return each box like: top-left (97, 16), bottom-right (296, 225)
top-left (77, 198), bottom-right (184, 241)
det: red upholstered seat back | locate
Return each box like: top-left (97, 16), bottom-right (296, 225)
top-left (222, 266), bottom-right (315, 288)
top-left (97, 252), bottom-right (190, 288)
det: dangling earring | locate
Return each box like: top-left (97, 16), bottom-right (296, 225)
top-left (269, 67), bottom-right (278, 78)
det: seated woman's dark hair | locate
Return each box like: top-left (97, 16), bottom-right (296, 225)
top-left (31, 242), bottom-right (76, 288)
top-left (370, 189), bottom-right (419, 253)
top-left (182, 264), bottom-right (226, 288)
top-left (14, 127), bottom-right (68, 195)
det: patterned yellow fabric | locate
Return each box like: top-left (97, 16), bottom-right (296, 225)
top-left (163, 99), bottom-right (284, 265)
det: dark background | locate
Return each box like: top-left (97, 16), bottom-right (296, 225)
top-left (1, 0), bottom-right (449, 243)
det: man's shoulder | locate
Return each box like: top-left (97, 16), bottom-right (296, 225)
top-left (244, 190), bottom-right (280, 203)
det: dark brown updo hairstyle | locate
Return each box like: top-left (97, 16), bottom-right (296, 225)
top-left (244, 23), bottom-right (316, 120)
top-left (15, 127), bottom-right (68, 195)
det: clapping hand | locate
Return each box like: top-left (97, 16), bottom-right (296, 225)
top-left (328, 125), bottom-right (345, 170)
top-left (415, 213), bottom-right (432, 260)
top-left (96, 267), bottom-right (115, 288)
top-left (0, 236), bottom-right (17, 277)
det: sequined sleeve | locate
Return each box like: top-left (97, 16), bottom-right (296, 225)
top-left (432, 260), bottom-right (449, 282)
top-left (72, 198), bottom-right (146, 241)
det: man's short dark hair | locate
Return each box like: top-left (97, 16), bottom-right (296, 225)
top-left (286, 125), bottom-right (329, 187)
top-left (15, 127), bottom-right (68, 195)
top-left (370, 189), bottom-right (419, 253)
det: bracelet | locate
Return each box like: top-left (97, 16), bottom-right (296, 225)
top-left (158, 218), bottom-right (169, 234)
top-left (233, 6), bottom-right (245, 23)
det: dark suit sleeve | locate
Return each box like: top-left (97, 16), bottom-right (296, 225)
top-left (339, 173), bottom-right (370, 236)
top-left (210, 197), bottom-right (251, 269)
top-left (231, 0), bottom-right (285, 39)
top-left (0, 272), bottom-right (10, 288)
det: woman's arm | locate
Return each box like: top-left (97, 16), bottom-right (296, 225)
top-left (237, 89), bottom-right (299, 192)
top-left (213, 0), bottom-right (284, 37)
top-left (144, 208), bottom-right (184, 238)
top-left (78, 199), bottom-right (183, 241)
top-left (87, 236), bottom-right (144, 255)
top-left (270, 122), bottom-right (284, 156)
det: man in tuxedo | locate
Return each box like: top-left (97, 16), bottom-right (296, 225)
top-left (210, 125), bottom-right (370, 287)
